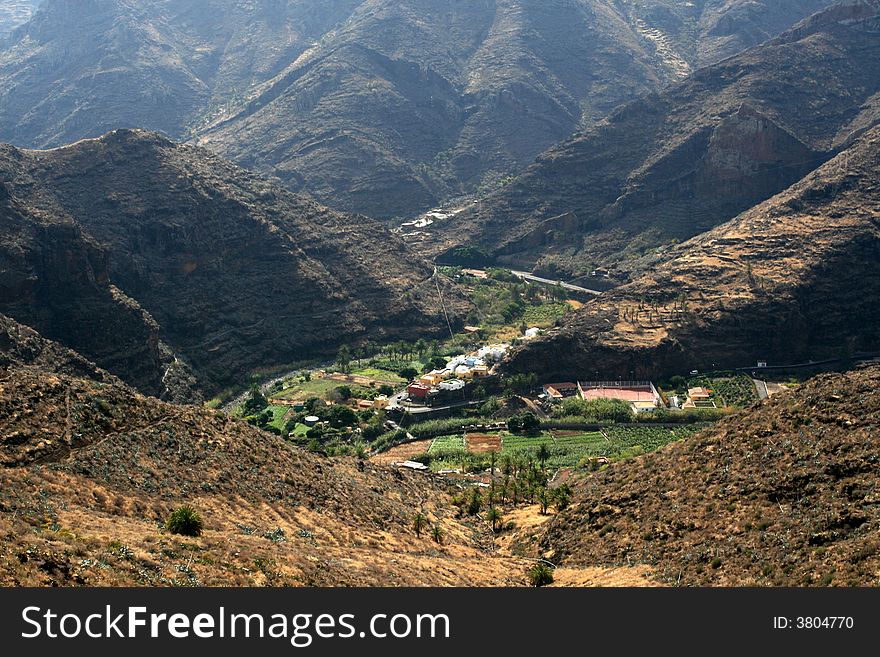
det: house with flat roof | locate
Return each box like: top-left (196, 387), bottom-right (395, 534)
top-left (543, 382), bottom-right (580, 400)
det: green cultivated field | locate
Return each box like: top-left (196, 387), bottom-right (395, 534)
top-left (429, 435), bottom-right (465, 453)
top-left (266, 405), bottom-right (290, 431)
top-left (269, 378), bottom-right (341, 401)
top-left (522, 302), bottom-right (570, 327)
top-left (420, 426), bottom-right (708, 472)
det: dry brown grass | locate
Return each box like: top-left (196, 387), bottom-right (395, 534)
top-left (465, 433), bottom-right (502, 453)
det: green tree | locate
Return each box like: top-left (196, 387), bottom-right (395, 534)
top-left (487, 506), bottom-right (503, 533)
top-left (467, 488), bottom-right (483, 516)
top-left (241, 386), bottom-right (268, 417)
top-left (521, 413), bottom-right (540, 434)
top-left (507, 416), bottom-right (523, 433)
top-left (336, 345), bottom-right (352, 374)
top-left (536, 442), bottom-right (550, 469)
top-left (431, 525), bottom-right (443, 544)
top-left (413, 513), bottom-right (428, 538)
top-left (554, 484), bottom-right (573, 511)
top-left (325, 405), bottom-right (358, 429)
top-left (378, 384), bottom-right (394, 397)
top-left (332, 385), bottom-right (353, 401)
top-left (538, 488), bottom-right (551, 515)
top-left (399, 367), bottom-right (419, 381)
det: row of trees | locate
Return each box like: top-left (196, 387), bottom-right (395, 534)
top-left (336, 338), bottom-right (444, 374)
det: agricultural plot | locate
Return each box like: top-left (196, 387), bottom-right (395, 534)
top-left (523, 302), bottom-right (570, 327)
top-left (601, 425), bottom-right (707, 456)
top-left (419, 425), bottom-right (709, 473)
top-left (503, 427), bottom-right (707, 468)
top-left (429, 435), bottom-right (465, 453)
top-left (266, 405), bottom-right (291, 431)
top-left (269, 378), bottom-right (340, 402)
top-left (466, 433), bottom-right (502, 453)
top-left (351, 367), bottom-right (405, 384)
top-left (710, 375), bottom-right (759, 408)
top-left (686, 374), bottom-right (758, 408)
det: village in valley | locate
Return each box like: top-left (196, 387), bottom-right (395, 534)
top-left (227, 265), bottom-right (793, 498)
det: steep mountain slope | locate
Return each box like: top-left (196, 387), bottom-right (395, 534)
top-left (423, 2), bottom-right (880, 277)
top-left (0, 366), bottom-right (529, 586)
top-left (0, 1), bottom-right (840, 218)
top-left (529, 365), bottom-right (880, 586)
top-left (0, 129), bottom-right (465, 397)
top-left (503, 123), bottom-right (880, 382)
top-left (0, 313), bottom-right (117, 385)
top-left (0, 177), bottom-right (164, 394)
top-left (0, 0), bottom-right (40, 39)
top-left (0, 0), bottom-right (362, 147)
top-left (201, 0), bottom-right (842, 218)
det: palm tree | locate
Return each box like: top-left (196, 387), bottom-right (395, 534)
top-left (413, 513), bottom-right (427, 538)
top-left (539, 488), bottom-right (552, 515)
top-left (554, 484), bottom-right (573, 511)
top-left (501, 476), bottom-right (511, 504)
top-left (431, 525), bottom-right (443, 544)
top-left (536, 443), bottom-right (550, 470)
top-left (487, 506), bottom-right (503, 533)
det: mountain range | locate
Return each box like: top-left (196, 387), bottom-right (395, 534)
top-left (504, 120), bottom-right (880, 381)
top-left (0, 0), bottom-right (39, 38)
top-left (422, 2), bottom-right (880, 281)
top-left (0, 0), bottom-right (843, 218)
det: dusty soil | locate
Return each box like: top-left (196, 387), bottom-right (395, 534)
top-left (0, 368), bottom-right (528, 587)
top-left (466, 433), bottom-right (502, 453)
top-left (370, 439), bottom-right (434, 466)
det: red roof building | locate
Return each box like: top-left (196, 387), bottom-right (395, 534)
top-left (407, 383), bottom-right (431, 400)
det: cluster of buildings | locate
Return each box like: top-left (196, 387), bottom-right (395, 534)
top-left (406, 344), bottom-right (510, 404)
top-left (542, 380), bottom-right (664, 414)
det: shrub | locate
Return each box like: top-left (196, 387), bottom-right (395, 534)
top-left (241, 387), bottom-right (268, 417)
top-left (399, 367), bottom-right (419, 381)
top-left (332, 385), bottom-right (353, 401)
top-left (527, 563), bottom-right (554, 587)
top-left (166, 507), bottom-right (203, 537)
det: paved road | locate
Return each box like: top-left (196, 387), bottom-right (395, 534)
top-left (509, 270), bottom-right (602, 296)
top-left (754, 379), bottom-right (770, 400)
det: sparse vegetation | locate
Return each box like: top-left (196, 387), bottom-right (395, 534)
top-left (527, 563), bottom-right (554, 587)
top-left (166, 507), bottom-right (204, 537)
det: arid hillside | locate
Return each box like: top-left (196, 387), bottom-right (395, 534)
top-left (423, 2), bottom-right (880, 277)
top-left (527, 365), bottom-right (880, 587)
top-left (0, 366), bottom-right (533, 586)
top-left (0, 312), bottom-right (118, 385)
top-left (0, 129), bottom-right (466, 398)
top-left (503, 121), bottom-right (880, 382)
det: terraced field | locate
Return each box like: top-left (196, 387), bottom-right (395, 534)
top-left (422, 426), bottom-right (709, 471)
